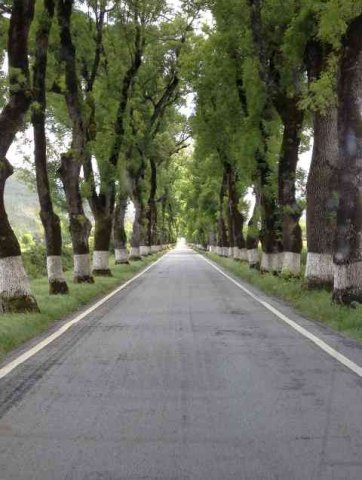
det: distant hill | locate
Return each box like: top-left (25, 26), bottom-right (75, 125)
top-left (4, 176), bottom-right (42, 238)
top-left (4, 175), bottom-right (136, 242)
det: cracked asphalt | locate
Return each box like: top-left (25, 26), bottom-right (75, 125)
top-left (1, 247), bottom-right (362, 479)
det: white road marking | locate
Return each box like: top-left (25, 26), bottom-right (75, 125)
top-left (0, 254), bottom-right (168, 380)
top-left (200, 254), bottom-right (362, 378)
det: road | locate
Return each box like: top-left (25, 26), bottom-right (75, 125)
top-left (1, 247), bottom-right (362, 480)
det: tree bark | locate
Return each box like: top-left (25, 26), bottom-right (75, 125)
top-left (248, 0), bottom-right (282, 273)
top-left (88, 21), bottom-right (144, 267)
top-left (88, 30), bottom-right (143, 270)
top-left (217, 171), bottom-right (228, 256)
top-left (0, 0), bottom-right (38, 313)
top-left (333, 15), bottom-right (362, 304)
top-left (93, 208), bottom-right (113, 276)
top-left (305, 41), bottom-right (338, 289)
top-left (257, 153), bottom-right (282, 273)
top-left (246, 188), bottom-right (261, 268)
top-left (58, 155), bottom-right (93, 282)
top-left (306, 108), bottom-right (338, 288)
top-left (130, 197), bottom-right (143, 260)
top-left (33, 0), bottom-right (68, 294)
top-left (226, 163), bottom-right (246, 260)
top-left (130, 171), bottom-right (145, 260)
top-left (277, 96), bottom-right (304, 276)
top-left (56, 0), bottom-right (93, 283)
top-left (146, 156), bottom-right (158, 249)
top-left (114, 193), bottom-right (129, 264)
top-left (80, 5), bottom-right (115, 277)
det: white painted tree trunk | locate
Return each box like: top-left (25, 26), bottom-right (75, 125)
top-left (47, 256), bottom-right (66, 283)
top-left (140, 245), bottom-right (149, 256)
top-left (239, 248), bottom-right (248, 262)
top-left (46, 256), bottom-right (68, 294)
top-left (247, 249), bottom-right (259, 267)
top-left (282, 252), bottom-right (301, 276)
top-left (305, 253), bottom-right (333, 287)
top-left (333, 261), bottom-right (362, 297)
top-left (0, 256), bottom-right (38, 313)
top-left (74, 253), bottom-right (92, 282)
top-left (261, 253), bottom-right (283, 273)
top-left (130, 247), bottom-right (141, 259)
top-left (261, 253), bottom-right (272, 272)
top-left (92, 251), bottom-right (111, 274)
top-left (115, 248), bottom-right (129, 264)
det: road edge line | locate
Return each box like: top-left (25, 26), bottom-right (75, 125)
top-left (199, 253), bottom-right (362, 378)
top-left (0, 253), bottom-right (168, 380)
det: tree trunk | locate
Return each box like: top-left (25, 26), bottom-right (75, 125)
top-left (248, 0), bottom-right (282, 273)
top-left (93, 209), bottom-right (113, 276)
top-left (306, 107), bottom-right (338, 288)
top-left (130, 196), bottom-right (143, 260)
top-left (146, 156), bottom-right (158, 250)
top-left (159, 196), bottom-right (166, 249)
top-left (33, 0), bottom-right (68, 295)
top-left (56, 0), bottom-right (93, 283)
top-left (0, 160), bottom-right (38, 313)
top-left (90, 29), bottom-right (143, 267)
top-left (226, 163), bottom-right (246, 260)
top-left (208, 230), bottom-right (217, 253)
top-left (130, 168), bottom-right (146, 260)
top-left (258, 154), bottom-right (282, 273)
top-left (217, 171), bottom-right (228, 256)
top-left (333, 15), bottom-right (362, 305)
top-left (114, 194), bottom-right (129, 264)
top-left (90, 187), bottom-right (115, 276)
top-left (246, 189), bottom-right (260, 268)
top-left (83, 158), bottom-right (115, 276)
top-left (0, 0), bottom-right (38, 313)
top-left (277, 96), bottom-right (304, 276)
top-left (59, 155), bottom-right (93, 283)
top-left (305, 41), bottom-right (338, 289)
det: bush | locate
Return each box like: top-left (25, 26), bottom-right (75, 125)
top-left (22, 244), bottom-right (47, 278)
top-left (22, 243), bottom-right (74, 279)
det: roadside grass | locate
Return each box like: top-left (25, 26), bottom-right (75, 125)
top-left (0, 254), bottom-right (163, 363)
top-left (205, 252), bottom-right (362, 343)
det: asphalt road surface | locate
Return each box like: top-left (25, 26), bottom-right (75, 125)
top-left (1, 247), bottom-right (362, 480)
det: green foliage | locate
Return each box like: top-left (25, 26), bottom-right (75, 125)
top-left (21, 242), bottom-right (73, 279)
top-left (318, 0), bottom-right (362, 48)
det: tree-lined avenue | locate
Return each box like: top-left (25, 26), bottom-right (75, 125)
top-left (1, 247), bottom-right (362, 479)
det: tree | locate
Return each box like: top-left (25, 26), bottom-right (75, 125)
top-left (124, 12), bottom-right (193, 257)
top-left (0, 0), bottom-right (38, 313)
top-left (83, 0), bottom-right (148, 273)
top-left (304, 40), bottom-right (338, 289)
top-left (113, 186), bottom-right (130, 264)
top-left (333, 14), bottom-right (362, 304)
top-left (56, 0), bottom-right (94, 283)
top-left (32, 0), bottom-right (69, 294)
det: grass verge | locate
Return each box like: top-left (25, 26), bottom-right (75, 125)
top-left (0, 253), bottom-right (164, 363)
top-left (204, 252), bottom-right (362, 343)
